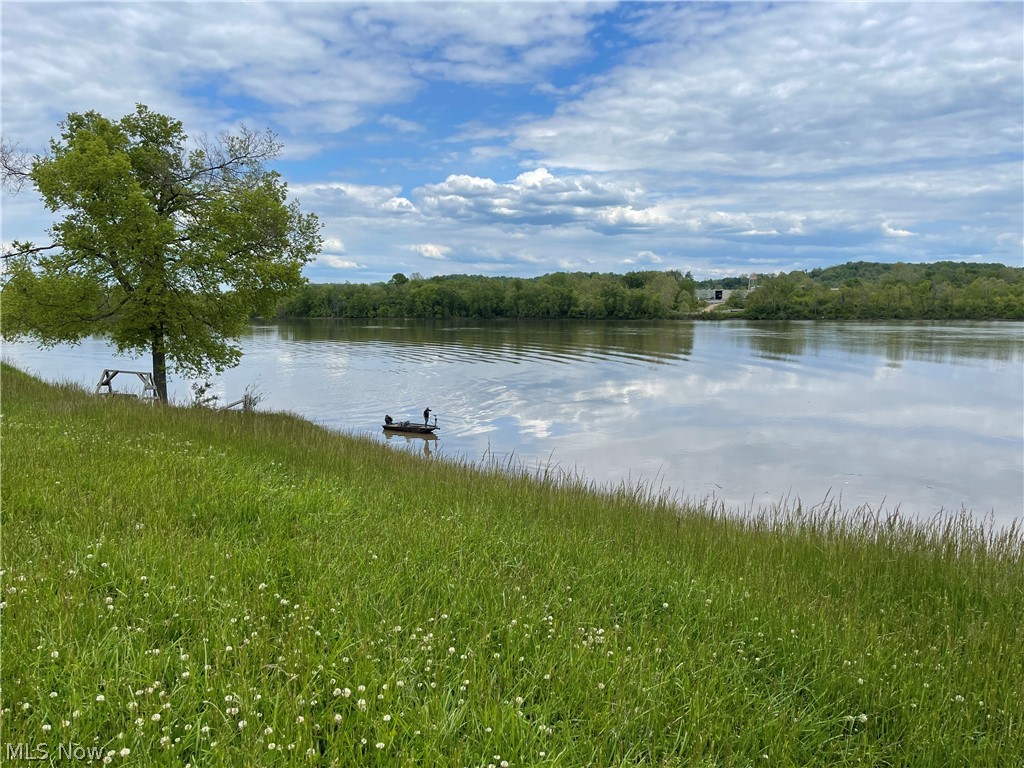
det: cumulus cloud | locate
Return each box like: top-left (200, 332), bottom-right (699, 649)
top-left (290, 182), bottom-right (417, 218)
top-left (318, 256), bottom-right (365, 270)
top-left (416, 167), bottom-right (651, 227)
top-left (622, 250), bottom-right (663, 265)
top-left (408, 243), bottom-right (452, 260)
top-left (323, 237), bottom-right (346, 253)
top-left (882, 223), bottom-right (915, 238)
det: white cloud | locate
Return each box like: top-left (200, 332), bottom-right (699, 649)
top-left (513, 3), bottom-right (1022, 177)
top-left (290, 182), bottom-right (417, 218)
top-left (882, 223), bottom-right (915, 238)
top-left (622, 250), bottom-right (663, 265)
top-left (379, 115), bottom-right (425, 133)
top-left (318, 256), bottom-right (365, 270)
top-left (416, 168), bottom-right (649, 227)
top-left (408, 243), bottom-right (452, 260)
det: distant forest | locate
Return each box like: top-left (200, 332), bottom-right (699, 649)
top-left (738, 261), bottom-right (1024, 320)
top-left (275, 261), bottom-right (1024, 320)
top-left (276, 270), bottom-right (700, 319)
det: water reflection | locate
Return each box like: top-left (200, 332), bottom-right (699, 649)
top-left (270, 318), bottom-right (695, 367)
top-left (383, 431), bottom-right (438, 458)
top-left (728, 320), bottom-right (1024, 365)
top-left (3, 320), bottom-right (1021, 525)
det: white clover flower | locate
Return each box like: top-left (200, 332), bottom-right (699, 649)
top-left (333, 714), bottom-right (343, 724)
top-left (151, 713), bottom-right (161, 722)
top-left (237, 720), bottom-right (247, 730)
top-left (96, 694), bottom-right (106, 702)
top-left (383, 714), bottom-right (392, 722)
top-left (375, 742), bottom-right (384, 749)
top-left (119, 748), bottom-right (130, 757)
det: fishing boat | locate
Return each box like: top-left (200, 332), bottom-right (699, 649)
top-left (383, 417), bottom-right (440, 434)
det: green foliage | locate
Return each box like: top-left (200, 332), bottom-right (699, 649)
top-left (277, 270), bottom-right (698, 320)
top-left (744, 262), bottom-right (1024, 320)
top-left (4, 364), bottom-right (1023, 766)
top-left (1, 105), bottom-right (322, 399)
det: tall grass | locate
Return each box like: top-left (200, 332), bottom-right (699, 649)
top-left (1, 363), bottom-right (1021, 766)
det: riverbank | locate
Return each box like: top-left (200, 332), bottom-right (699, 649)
top-left (2, 363), bottom-right (1021, 766)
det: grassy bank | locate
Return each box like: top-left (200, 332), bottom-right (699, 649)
top-left (1, 364), bottom-right (1021, 767)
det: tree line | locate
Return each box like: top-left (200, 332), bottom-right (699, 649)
top-left (277, 261), bottom-right (1023, 321)
top-left (736, 261), bottom-right (1024, 320)
top-left (276, 270), bottom-right (700, 319)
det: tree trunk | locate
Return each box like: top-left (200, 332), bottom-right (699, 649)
top-left (151, 331), bottom-right (168, 403)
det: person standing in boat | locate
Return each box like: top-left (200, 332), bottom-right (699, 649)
top-left (423, 407), bottom-right (432, 425)
top-left (384, 414), bottom-right (393, 426)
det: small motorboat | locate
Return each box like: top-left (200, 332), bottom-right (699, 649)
top-left (383, 413), bottom-right (440, 434)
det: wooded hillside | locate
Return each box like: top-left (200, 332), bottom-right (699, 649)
top-left (740, 261), bottom-right (1023, 320)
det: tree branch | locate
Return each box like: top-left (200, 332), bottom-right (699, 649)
top-left (2, 241), bottom-right (61, 260)
top-left (1, 137), bottom-right (32, 194)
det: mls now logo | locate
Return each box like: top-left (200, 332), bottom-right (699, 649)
top-left (6, 742), bottom-right (106, 761)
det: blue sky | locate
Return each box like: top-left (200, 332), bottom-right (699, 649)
top-left (2, 1), bottom-right (1022, 283)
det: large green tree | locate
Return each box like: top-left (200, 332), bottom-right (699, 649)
top-left (1, 105), bottom-right (321, 401)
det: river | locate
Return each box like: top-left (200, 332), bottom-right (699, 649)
top-left (3, 319), bottom-right (1022, 527)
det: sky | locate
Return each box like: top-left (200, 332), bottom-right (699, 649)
top-left (2, 1), bottom-right (1022, 283)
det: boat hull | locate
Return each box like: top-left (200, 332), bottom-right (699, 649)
top-left (383, 423), bottom-right (439, 434)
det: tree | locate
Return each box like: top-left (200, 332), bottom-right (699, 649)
top-left (1, 105), bottom-right (321, 401)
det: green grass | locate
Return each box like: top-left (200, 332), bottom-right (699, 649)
top-left (1, 363), bottom-right (1021, 767)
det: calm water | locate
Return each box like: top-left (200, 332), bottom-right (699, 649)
top-left (4, 320), bottom-right (1022, 526)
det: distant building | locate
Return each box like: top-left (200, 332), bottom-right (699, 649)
top-left (696, 288), bottom-right (732, 302)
